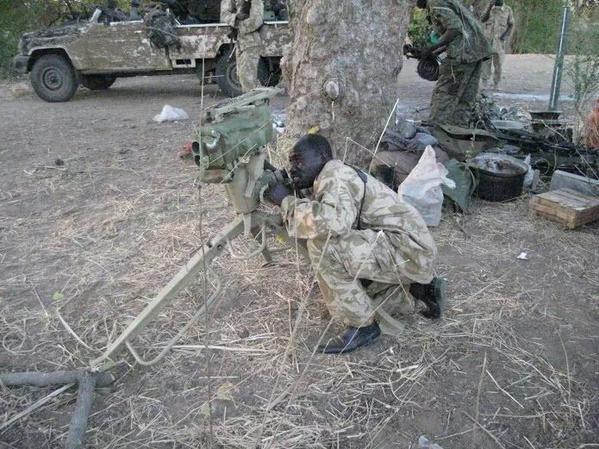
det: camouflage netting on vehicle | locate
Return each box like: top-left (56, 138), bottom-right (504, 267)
top-left (143, 9), bottom-right (180, 49)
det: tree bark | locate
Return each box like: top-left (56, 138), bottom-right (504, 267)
top-left (280, 0), bottom-right (413, 167)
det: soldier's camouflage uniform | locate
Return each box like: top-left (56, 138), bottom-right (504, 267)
top-left (481, 4), bottom-right (514, 88)
top-left (221, 0), bottom-right (264, 93)
top-left (281, 160), bottom-right (437, 328)
top-left (427, 0), bottom-right (491, 126)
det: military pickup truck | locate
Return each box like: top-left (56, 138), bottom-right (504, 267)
top-left (12, 8), bottom-right (290, 102)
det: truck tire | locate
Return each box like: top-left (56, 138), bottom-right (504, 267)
top-left (81, 75), bottom-right (116, 91)
top-left (263, 59), bottom-right (282, 87)
top-left (30, 54), bottom-right (78, 103)
top-left (215, 51), bottom-right (271, 98)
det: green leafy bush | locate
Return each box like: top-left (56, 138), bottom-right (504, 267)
top-left (0, 0), bottom-right (33, 77)
top-left (407, 8), bottom-right (431, 48)
top-left (509, 0), bottom-right (564, 53)
top-left (412, 1), bottom-right (595, 54)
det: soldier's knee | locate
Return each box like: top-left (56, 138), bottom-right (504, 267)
top-left (307, 238), bottom-right (342, 268)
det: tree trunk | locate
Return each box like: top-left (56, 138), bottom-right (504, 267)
top-left (279, 0), bottom-right (413, 167)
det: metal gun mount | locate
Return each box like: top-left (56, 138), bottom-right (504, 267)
top-left (1, 88), bottom-right (405, 448)
top-left (91, 88), bottom-right (290, 371)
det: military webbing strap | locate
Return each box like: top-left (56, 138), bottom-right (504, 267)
top-left (346, 165), bottom-right (367, 231)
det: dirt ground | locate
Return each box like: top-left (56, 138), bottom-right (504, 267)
top-left (1, 55), bottom-right (598, 449)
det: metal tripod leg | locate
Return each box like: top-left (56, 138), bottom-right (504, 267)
top-left (251, 226), bottom-right (273, 265)
top-left (90, 215), bottom-right (245, 370)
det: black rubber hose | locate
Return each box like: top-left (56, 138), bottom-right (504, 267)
top-left (64, 371), bottom-right (97, 449)
top-left (0, 370), bottom-right (114, 388)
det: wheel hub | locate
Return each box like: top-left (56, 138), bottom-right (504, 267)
top-left (41, 67), bottom-right (63, 91)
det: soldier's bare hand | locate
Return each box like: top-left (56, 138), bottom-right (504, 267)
top-left (420, 46), bottom-right (434, 59)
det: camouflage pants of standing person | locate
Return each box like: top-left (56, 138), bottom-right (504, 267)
top-left (236, 31), bottom-right (262, 93)
top-left (481, 49), bottom-right (505, 88)
top-left (429, 60), bottom-right (483, 127)
top-left (307, 229), bottom-right (435, 328)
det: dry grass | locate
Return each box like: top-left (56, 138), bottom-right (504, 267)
top-left (2, 167), bottom-right (598, 448)
top-left (1, 104), bottom-right (598, 448)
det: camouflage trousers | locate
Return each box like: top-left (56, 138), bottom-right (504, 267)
top-left (236, 32), bottom-right (262, 93)
top-left (429, 60), bottom-right (483, 127)
top-left (307, 229), bottom-right (435, 328)
top-left (481, 49), bottom-right (505, 88)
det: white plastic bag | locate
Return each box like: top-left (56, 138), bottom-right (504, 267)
top-left (153, 105), bottom-right (189, 123)
top-left (398, 146), bottom-right (456, 226)
top-left (418, 436), bottom-right (444, 449)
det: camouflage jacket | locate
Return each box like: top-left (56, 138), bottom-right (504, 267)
top-left (427, 0), bottom-right (491, 64)
top-left (281, 160), bottom-right (437, 260)
top-left (221, 0), bottom-right (264, 35)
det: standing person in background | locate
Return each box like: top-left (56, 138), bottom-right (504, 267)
top-left (414, 0), bottom-right (491, 126)
top-left (103, 0), bottom-right (128, 22)
top-left (221, 0), bottom-right (265, 93)
top-left (481, 0), bottom-right (514, 90)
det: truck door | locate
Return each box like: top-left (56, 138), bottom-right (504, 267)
top-left (83, 18), bottom-right (171, 73)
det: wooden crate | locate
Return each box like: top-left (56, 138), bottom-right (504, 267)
top-left (530, 188), bottom-right (599, 229)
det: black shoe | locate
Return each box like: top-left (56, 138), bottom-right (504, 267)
top-left (410, 277), bottom-right (447, 319)
top-left (318, 322), bottom-right (381, 354)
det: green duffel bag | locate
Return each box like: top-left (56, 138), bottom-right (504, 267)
top-left (442, 159), bottom-right (477, 212)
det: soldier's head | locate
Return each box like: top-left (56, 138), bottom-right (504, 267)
top-left (495, 0), bottom-right (504, 6)
top-left (289, 134), bottom-right (333, 189)
top-left (416, 0), bottom-right (427, 9)
top-left (106, 0), bottom-right (118, 8)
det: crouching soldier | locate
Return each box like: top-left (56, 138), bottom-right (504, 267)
top-left (267, 135), bottom-right (446, 354)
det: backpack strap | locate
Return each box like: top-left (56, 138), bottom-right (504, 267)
top-left (346, 164), bottom-right (367, 231)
